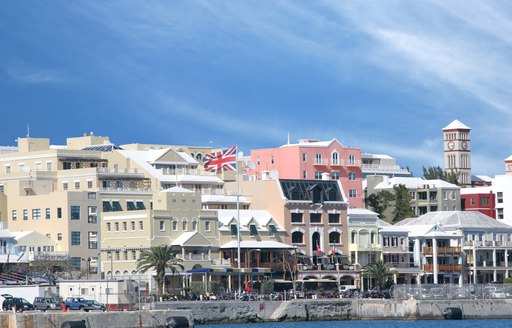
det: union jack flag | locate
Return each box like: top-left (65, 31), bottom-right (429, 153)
top-left (203, 145), bottom-right (237, 172)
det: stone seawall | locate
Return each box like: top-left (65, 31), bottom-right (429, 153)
top-left (0, 310), bottom-right (193, 328)
top-left (158, 298), bottom-right (512, 323)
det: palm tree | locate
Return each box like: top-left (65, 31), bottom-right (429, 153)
top-left (136, 245), bottom-right (183, 296)
top-left (363, 260), bottom-right (392, 292)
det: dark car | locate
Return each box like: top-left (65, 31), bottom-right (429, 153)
top-left (2, 296), bottom-right (34, 312)
top-left (84, 300), bottom-right (106, 311)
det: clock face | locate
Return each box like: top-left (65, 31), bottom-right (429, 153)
top-left (461, 141), bottom-right (468, 150)
top-left (447, 141), bottom-right (455, 150)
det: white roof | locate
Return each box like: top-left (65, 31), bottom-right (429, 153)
top-left (162, 186), bottom-right (194, 193)
top-left (460, 186), bottom-right (492, 195)
top-left (348, 208), bottom-right (378, 217)
top-left (404, 224), bottom-right (456, 238)
top-left (505, 155), bottom-right (512, 161)
top-left (281, 138), bottom-right (341, 148)
top-left (443, 119), bottom-right (470, 130)
top-left (396, 211), bottom-right (512, 232)
top-left (374, 176), bottom-right (459, 190)
top-left (0, 229), bottom-right (14, 238)
top-left (217, 209), bottom-right (280, 228)
top-left (201, 194), bottom-right (250, 204)
top-left (171, 231), bottom-right (212, 247)
top-left (220, 240), bottom-right (294, 249)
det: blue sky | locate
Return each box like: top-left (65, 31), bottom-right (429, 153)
top-left (1, 1), bottom-right (512, 177)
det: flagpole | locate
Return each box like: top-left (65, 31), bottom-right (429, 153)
top-left (236, 145), bottom-right (241, 298)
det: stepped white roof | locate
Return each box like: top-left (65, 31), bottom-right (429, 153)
top-left (395, 211), bottom-right (512, 231)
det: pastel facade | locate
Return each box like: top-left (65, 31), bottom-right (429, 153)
top-left (460, 186), bottom-right (496, 219)
top-left (248, 139), bottom-right (363, 208)
top-left (361, 153), bottom-right (411, 178)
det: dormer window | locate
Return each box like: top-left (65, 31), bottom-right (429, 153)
top-left (250, 224), bottom-right (258, 236)
top-left (230, 224), bottom-right (238, 236)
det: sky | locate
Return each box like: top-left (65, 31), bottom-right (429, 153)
top-left (1, 1), bottom-right (512, 177)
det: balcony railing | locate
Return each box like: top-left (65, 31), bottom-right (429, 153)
top-left (423, 263), bottom-right (462, 273)
top-left (313, 159), bottom-right (329, 166)
top-left (464, 240), bottom-right (512, 247)
top-left (422, 246), bottom-right (461, 255)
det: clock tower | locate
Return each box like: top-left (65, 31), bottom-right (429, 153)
top-left (443, 119), bottom-right (471, 186)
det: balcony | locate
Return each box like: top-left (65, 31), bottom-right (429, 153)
top-left (464, 240), bottom-right (512, 248)
top-left (313, 159), bottom-right (329, 166)
top-left (423, 263), bottom-right (462, 273)
top-left (422, 246), bottom-right (461, 255)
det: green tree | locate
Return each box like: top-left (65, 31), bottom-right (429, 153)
top-left (136, 245), bottom-right (183, 296)
top-left (363, 260), bottom-right (392, 292)
top-left (422, 165), bottom-right (459, 185)
top-left (366, 190), bottom-right (394, 219)
top-left (189, 281), bottom-right (205, 296)
top-left (392, 184), bottom-right (414, 223)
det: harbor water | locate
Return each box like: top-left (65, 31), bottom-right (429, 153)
top-left (198, 319), bottom-right (512, 328)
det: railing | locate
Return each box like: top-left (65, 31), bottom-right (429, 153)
top-left (97, 167), bottom-right (140, 174)
top-left (464, 240), bottom-right (512, 247)
top-left (200, 188), bottom-right (226, 196)
top-left (386, 262), bottom-right (420, 269)
top-left (313, 159), bottom-right (329, 166)
top-left (423, 263), bottom-right (461, 272)
top-left (422, 246), bottom-right (461, 255)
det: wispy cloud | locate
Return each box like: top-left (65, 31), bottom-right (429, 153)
top-left (5, 66), bottom-right (72, 85)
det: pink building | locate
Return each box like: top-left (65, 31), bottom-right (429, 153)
top-left (248, 139), bottom-right (363, 208)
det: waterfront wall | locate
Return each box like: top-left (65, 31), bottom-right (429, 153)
top-left (158, 298), bottom-right (512, 323)
top-left (0, 310), bottom-right (193, 328)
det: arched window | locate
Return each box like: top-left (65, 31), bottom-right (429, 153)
top-left (329, 231), bottom-right (341, 244)
top-left (182, 219), bottom-right (188, 231)
top-left (351, 231), bottom-right (356, 244)
top-left (332, 151), bottom-right (339, 165)
top-left (292, 231), bottom-right (304, 244)
top-left (192, 220), bottom-right (197, 231)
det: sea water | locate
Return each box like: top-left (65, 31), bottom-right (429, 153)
top-left (198, 319), bottom-right (512, 328)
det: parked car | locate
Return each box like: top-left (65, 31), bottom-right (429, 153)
top-left (84, 300), bottom-right (106, 311)
top-left (63, 297), bottom-right (89, 311)
top-left (2, 296), bottom-right (34, 312)
top-left (33, 297), bottom-right (60, 311)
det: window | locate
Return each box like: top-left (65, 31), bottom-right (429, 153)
top-left (103, 201), bottom-right (113, 212)
top-left (32, 208), bottom-right (41, 220)
top-left (70, 206), bottom-right (80, 220)
top-left (112, 201), bottom-right (123, 211)
top-left (5, 165), bottom-right (11, 173)
top-left (127, 201), bottom-right (136, 211)
top-left (250, 224), bottom-right (258, 236)
top-left (12, 210), bottom-right (16, 221)
top-left (268, 224), bottom-right (277, 236)
top-left (310, 213), bottom-right (321, 223)
top-left (63, 162), bottom-right (72, 170)
top-left (87, 180), bottom-right (93, 188)
top-left (63, 182), bottom-right (68, 190)
top-left (115, 251), bottom-right (120, 261)
top-left (230, 224), bottom-right (237, 236)
top-left (291, 212), bottom-right (303, 223)
top-left (139, 221), bottom-right (144, 230)
top-left (88, 232), bottom-right (98, 249)
top-left (182, 220), bottom-right (187, 231)
top-left (315, 171), bottom-right (322, 179)
top-left (88, 206), bottom-right (97, 223)
top-left (131, 221), bottom-right (135, 231)
top-left (122, 222), bottom-right (127, 231)
top-left (36, 162), bottom-right (42, 171)
top-left (303, 171), bottom-right (307, 179)
top-left (348, 172), bottom-right (356, 181)
top-left (172, 220), bottom-right (177, 231)
top-left (348, 154), bottom-right (355, 165)
top-left (23, 210), bottom-right (28, 220)
top-left (57, 208), bottom-right (62, 219)
top-left (291, 231), bottom-right (304, 244)
top-left (497, 208), bottom-right (504, 220)
top-left (329, 231), bottom-right (341, 244)
top-left (70, 257), bottom-right (81, 269)
top-left (192, 220), bottom-right (197, 231)
top-left (349, 189), bottom-right (357, 198)
top-left (57, 233), bottom-right (62, 241)
top-left (46, 162), bottom-right (52, 171)
top-left (205, 221), bottom-right (211, 231)
top-left (131, 251), bottom-right (137, 260)
top-left (351, 231), bottom-right (356, 244)
top-left (328, 213), bottom-right (340, 224)
top-left (74, 181), bottom-right (80, 190)
top-left (159, 221), bottom-right (165, 231)
top-left (480, 197), bottom-right (490, 206)
top-left (136, 201), bottom-right (145, 210)
top-left (71, 232), bottom-right (81, 246)
top-left (256, 156), bottom-right (260, 165)
top-left (332, 152), bottom-right (339, 165)
top-left (315, 153), bottom-right (322, 164)
top-left (45, 208), bottom-right (51, 219)
top-left (302, 153), bottom-right (307, 161)
top-left (123, 251), bottom-right (128, 261)
top-left (331, 171), bottom-right (340, 180)
top-left (470, 198), bottom-right (475, 205)
top-left (115, 222), bottom-right (119, 231)
top-left (497, 192), bottom-right (503, 204)
top-left (107, 222), bottom-right (111, 232)
top-left (87, 192), bottom-right (96, 199)
top-left (270, 156), bottom-right (275, 164)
